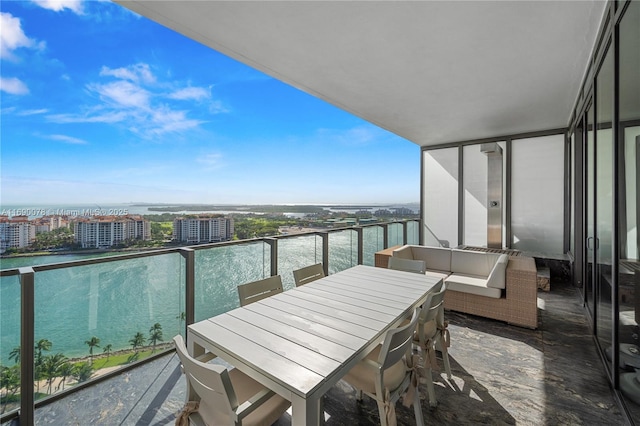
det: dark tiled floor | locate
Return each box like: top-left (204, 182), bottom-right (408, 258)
top-left (5, 282), bottom-right (626, 425)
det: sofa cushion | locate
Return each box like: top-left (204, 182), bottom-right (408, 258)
top-left (450, 249), bottom-right (502, 277)
top-left (393, 245), bottom-right (452, 272)
top-left (445, 274), bottom-right (502, 298)
top-left (486, 254), bottom-right (509, 289)
top-left (425, 269), bottom-right (450, 281)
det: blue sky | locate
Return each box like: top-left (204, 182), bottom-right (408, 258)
top-left (0, 0), bottom-right (419, 206)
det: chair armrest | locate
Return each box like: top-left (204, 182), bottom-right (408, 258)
top-left (236, 388), bottom-right (276, 420)
top-left (195, 352), bottom-right (217, 363)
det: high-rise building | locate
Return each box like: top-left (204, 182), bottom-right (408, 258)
top-left (0, 215), bottom-right (36, 252)
top-left (173, 215), bottom-right (234, 243)
top-left (74, 215), bottom-right (151, 248)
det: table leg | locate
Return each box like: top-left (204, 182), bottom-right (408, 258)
top-left (291, 395), bottom-right (323, 426)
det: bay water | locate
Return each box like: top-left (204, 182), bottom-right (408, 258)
top-left (0, 226), bottom-right (414, 364)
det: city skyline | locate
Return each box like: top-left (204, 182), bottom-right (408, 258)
top-left (0, 0), bottom-right (419, 206)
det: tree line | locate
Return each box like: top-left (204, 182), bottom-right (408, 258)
top-left (0, 322), bottom-right (166, 411)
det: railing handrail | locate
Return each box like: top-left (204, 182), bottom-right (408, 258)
top-left (0, 219), bottom-right (419, 423)
top-left (0, 220), bottom-right (416, 274)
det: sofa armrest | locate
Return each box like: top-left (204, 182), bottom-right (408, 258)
top-left (392, 245), bottom-right (416, 260)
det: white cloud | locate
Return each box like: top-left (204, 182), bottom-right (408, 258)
top-left (18, 109), bottom-right (49, 116)
top-left (0, 12), bottom-right (37, 60)
top-left (90, 80), bottom-right (150, 109)
top-left (0, 77), bottom-right (30, 95)
top-left (48, 134), bottom-right (88, 145)
top-left (31, 0), bottom-right (84, 14)
top-left (47, 110), bottom-right (128, 124)
top-left (149, 108), bottom-right (204, 135)
top-left (168, 86), bottom-right (209, 101)
top-left (197, 153), bottom-right (224, 170)
top-left (100, 63), bottom-right (156, 84)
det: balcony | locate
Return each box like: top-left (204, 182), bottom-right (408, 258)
top-left (3, 269), bottom-right (623, 424)
top-left (0, 220), bottom-right (624, 425)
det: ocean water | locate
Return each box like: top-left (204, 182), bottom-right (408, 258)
top-left (0, 224), bottom-right (416, 364)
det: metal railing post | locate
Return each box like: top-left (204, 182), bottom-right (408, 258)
top-left (319, 232), bottom-right (329, 276)
top-left (19, 267), bottom-right (35, 426)
top-left (356, 227), bottom-right (364, 265)
top-left (180, 248), bottom-right (195, 330)
top-left (265, 238), bottom-right (278, 277)
top-left (401, 221), bottom-right (408, 245)
top-left (381, 223), bottom-right (389, 248)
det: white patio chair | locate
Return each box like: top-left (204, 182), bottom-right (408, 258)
top-left (413, 284), bottom-right (451, 407)
top-left (388, 257), bottom-right (427, 274)
top-left (237, 275), bottom-right (283, 307)
top-left (342, 308), bottom-right (424, 426)
top-left (173, 335), bottom-right (290, 426)
top-left (293, 263), bottom-right (325, 286)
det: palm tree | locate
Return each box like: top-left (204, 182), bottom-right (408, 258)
top-left (0, 365), bottom-right (20, 414)
top-left (34, 339), bottom-right (52, 393)
top-left (129, 332), bottom-right (146, 353)
top-left (102, 344), bottom-right (113, 361)
top-left (57, 362), bottom-right (74, 391)
top-left (73, 362), bottom-right (93, 383)
top-left (148, 323), bottom-right (163, 352)
top-left (84, 336), bottom-right (101, 364)
top-left (35, 339), bottom-right (52, 365)
top-left (8, 346), bottom-right (20, 364)
top-left (41, 353), bottom-right (66, 394)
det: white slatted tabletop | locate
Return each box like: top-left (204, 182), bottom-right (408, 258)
top-left (188, 264), bottom-right (441, 426)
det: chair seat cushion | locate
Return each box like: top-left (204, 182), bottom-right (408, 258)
top-left (445, 274), bottom-right (502, 298)
top-left (228, 369), bottom-right (291, 426)
top-left (425, 269), bottom-right (450, 281)
top-left (343, 345), bottom-right (405, 395)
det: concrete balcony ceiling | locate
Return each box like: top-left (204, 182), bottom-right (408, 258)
top-left (114, 1), bottom-right (607, 146)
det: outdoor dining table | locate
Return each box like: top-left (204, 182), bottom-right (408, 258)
top-left (187, 264), bottom-right (442, 426)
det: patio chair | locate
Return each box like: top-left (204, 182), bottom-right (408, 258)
top-left (237, 275), bottom-right (283, 307)
top-left (342, 308), bottom-right (424, 426)
top-left (388, 257), bottom-right (427, 274)
top-left (293, 263), bottom-right (325, 286)
top-left (414, 284), bottom-right (451, 407)
top-left (173, 335), bottom-right (290, 426)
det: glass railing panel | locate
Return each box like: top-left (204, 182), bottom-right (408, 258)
top-left (31, 252), bottom-right (184, 401)
top-left (278, 235), bottom-right (321, 290)
top-left (387, 222), bottom-right (403, 247)
top-left (328, 230), bottom-right (358, 274)
top-left (407, 220), bottom-right (419, 245)
top-left (363, 225), bottom-right (385, 266)
top-left (1, 273), bottom-right (21, 416)
top-left (195, 242), bottom-right (268, 321)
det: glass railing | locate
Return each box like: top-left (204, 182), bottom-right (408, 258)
top-left (0, 219), bottom-right (418, 423)
top-left (1, 272), bottom-right (21, 416)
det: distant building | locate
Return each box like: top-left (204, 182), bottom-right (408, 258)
top-left (0, 215), bottom-right (36, 252)
top-left (393, 207), bottom-right (415, 216)
top-left (373, 209), bottom-right (392, 217)
top-left (74, 215), bottom-right (151, 248)
top-left (32, 215), bottom-right (70, 234)
top-left (173, 215), bottom-right (234, 243)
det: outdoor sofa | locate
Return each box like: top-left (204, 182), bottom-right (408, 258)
top-left (391, 245), bottom-right (538, 328)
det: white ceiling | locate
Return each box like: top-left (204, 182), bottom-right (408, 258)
top-left (115, 1), bottom-right (607, 147)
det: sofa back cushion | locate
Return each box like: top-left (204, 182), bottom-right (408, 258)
top-left (450, 249), bottom-right (503, 278)
top-left (486, 254), bottom-right (509, 289)
top-left (410, 246), bottom-right (452, 272)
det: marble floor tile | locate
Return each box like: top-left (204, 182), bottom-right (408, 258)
top-left (2, 281), bottom-right (626, 426)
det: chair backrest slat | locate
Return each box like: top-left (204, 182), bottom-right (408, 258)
top-left (420, 284), bottom-right (447, 325)
top-left (173, 335), bottom-right (237, 425)
top-left (378, 308), bottom-right (420, 370)
top-left (388, 257), bottom-right (426, 274)
top-left (237, 275), bottom-right (283, 306)
top-left (293, 263), bottom-right (325, 286)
